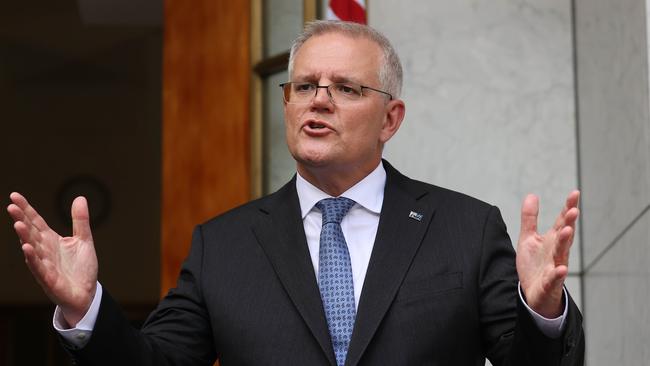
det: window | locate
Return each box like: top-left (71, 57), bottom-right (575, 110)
top-left (251, 0), bottom-right (319, 195)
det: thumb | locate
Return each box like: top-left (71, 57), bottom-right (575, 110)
top-left (520, 194), bottom-right (539, 238)
top-left (71, 196), bottom-right (93, 241)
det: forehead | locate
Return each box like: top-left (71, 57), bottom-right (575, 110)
top-left (291, 32), bottom-right (382, 83)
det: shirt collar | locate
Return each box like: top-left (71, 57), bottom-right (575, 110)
top-left (296, 161), bottom-right (386, 219)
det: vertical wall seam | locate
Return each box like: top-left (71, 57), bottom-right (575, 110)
top-left (645, 0), bottom-right (650, 206)
top-left (569, 0), bottom-right (586, 317)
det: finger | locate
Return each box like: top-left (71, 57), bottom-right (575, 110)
top-left (553, 190), bottom-right (580, 231)
top-left (546, 265), bottom-right (568, 292)
top-left (554, 226), bottom-right (574, 265)
top-left (564, 207), bottom-right (579, 229)
top-left (71, 196), bottom-right (93, 241)
top-left (9, 192), bottom-right (51, 231)
top-left (567, 190), bottom-right (580, 208)
top-left (19, 214), bottom-right (43, 247)
top-left (22, 244), bottom-right (51, 289)
top-left (520, 194), bottom-right (539, 237)
top-left (8, 204), bottom-right (36, 235)
top-left (11, 210), bottom-right (49, 260)
top-left (540, 264), bottom-right (567, 293)
top-left (7, 203), bottom-right (26, 223)
top-left (7, 203), bottom-right (34, 231)
top-left (13, 221), bottom-right (42, 248)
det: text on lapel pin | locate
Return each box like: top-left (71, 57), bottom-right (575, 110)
top-left (408, 211), bottom-right (423, 221)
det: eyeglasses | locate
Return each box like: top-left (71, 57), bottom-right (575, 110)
top-left (279, 82), bottom-right (393, 105)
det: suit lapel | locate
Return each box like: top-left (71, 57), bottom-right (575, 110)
top-left (345, 163), bottom-right (436, 366)
top-left (250, 179), bottom-right (336, 366)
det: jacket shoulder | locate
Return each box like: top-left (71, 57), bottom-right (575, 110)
top-left (384, 161), bottom-right (495, 214)
top-left (198, 177), bottom-right (297, 229)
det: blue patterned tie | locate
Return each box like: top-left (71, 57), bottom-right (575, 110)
top-left (316, 197), bottom-right (356, 366)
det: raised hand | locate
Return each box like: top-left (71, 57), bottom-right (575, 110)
top-left (6, 192), bottom-right (98, 327)
top-left (516, 191), bottom-right (580, 318)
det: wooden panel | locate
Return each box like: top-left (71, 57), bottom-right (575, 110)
top-left (251, 0), bottom-right (263, 199)
top-left (162, 0), bottom-right (251, 295)
top-left (304, 0), bottom-right (318, 22)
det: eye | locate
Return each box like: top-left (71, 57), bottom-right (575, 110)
top-left (333, 83), bottom-right (361, 97)
top-left (293, 82), bottom-right (315, 93)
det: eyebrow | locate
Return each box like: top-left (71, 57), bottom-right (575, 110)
top-left (292, 73), bottom-right (363, 85)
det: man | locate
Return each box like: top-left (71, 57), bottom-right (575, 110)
top-left (7, 20), bottom-right (584, 365)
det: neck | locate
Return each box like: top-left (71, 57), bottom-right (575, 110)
top-left (297, 159), bottom-right (381, 197)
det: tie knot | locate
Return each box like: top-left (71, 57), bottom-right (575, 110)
top-left (316, 197), bottom-right (356, 225)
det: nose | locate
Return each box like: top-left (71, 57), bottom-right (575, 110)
top-left (310, 85), bottom-right (334, 112)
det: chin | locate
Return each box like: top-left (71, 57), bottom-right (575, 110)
top-left (295, 154), bottom-right (331, 168)
top-left (289, 142), bottom-right (331, 165)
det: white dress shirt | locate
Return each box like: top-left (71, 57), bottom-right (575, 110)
top-left (55, 161), bottom-right (567, 347)
top-left (296, 161), bottom-right (567, 336)
top-left (297, 162), bottom-right (385, 310)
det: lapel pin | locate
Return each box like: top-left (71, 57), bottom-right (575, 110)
top-left (408, 211), bottom-right (423, 221)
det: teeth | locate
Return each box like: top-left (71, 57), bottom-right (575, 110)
top-left (309, 122), bottom-right (325, 129)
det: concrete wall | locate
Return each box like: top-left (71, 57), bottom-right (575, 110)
top-left (575, 0), bottom-right (650, 364)
top-left (370, 0), bottom-right (581, 303)
top-left (264, 1), bottom-right (650, 363)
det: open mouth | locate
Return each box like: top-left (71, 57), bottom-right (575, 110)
top-left (308, 121), bottom-right (327, 129)
top-left (302, 119), bottom-right (333, 136)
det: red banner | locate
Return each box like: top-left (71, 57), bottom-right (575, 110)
top-left (327, 0), bottom-right (366, 24)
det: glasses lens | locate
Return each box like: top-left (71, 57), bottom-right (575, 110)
top-left (281, 83), bottom-right (292, 102)
top-left (280, 82), bottom-right (366, 104)
top-left (329, 83), bottom-right (362, 103)
top-left (282, 82), bottom-right (316, 103)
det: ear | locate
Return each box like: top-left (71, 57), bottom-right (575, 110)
top-left (379, 99), bottom-right (406, 143)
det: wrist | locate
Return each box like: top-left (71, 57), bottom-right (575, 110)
top-left (61, 305), bottom-right (89, 327)
top-left (523, 287), bottom-right (565, 318)
top-left (60, 286), bottom-right (96, 327)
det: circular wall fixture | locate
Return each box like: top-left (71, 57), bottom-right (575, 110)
top-left (56, 175), bottom-right (111, 228)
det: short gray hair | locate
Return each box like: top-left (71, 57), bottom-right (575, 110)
top-left (288, 20), bottom-right (403, 99)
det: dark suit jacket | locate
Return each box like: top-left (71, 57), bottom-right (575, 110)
top-left (71, 161), bottom-right (584, 365)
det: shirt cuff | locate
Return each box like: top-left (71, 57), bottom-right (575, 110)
top-left (518, 282), bottom-right (567, 339)
top-left (52, 282), bottom-right (103, 349)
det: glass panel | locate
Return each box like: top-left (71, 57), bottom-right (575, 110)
top-left (264, 0), bottom-right (303, 57)
top-left (263, 70), bottom-right (296, 193)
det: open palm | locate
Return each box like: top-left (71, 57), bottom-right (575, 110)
top-left (7, 192), bottom-right (98, 326)
top-left (516, 191), bottom-right (580, 318)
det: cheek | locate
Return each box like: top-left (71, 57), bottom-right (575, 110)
top-left (284, 107), bottom-right (304, 132)
top-left (348, 109), bottom-right (385, 139)
top-left (284, 108), bottom-right (306, 151)
top-left (283, 107), bottom-right (293, 128)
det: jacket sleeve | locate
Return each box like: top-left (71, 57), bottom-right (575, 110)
top-left (479, 206), bottom-right (584, 366)
top-left (67, 225), bottom-right (217, 366)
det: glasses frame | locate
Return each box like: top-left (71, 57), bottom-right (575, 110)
top-left (279, 82), bottom-right (393, 104)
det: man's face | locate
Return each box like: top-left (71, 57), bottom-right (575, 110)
top-left (284, 32), bottom-right (403, 179)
